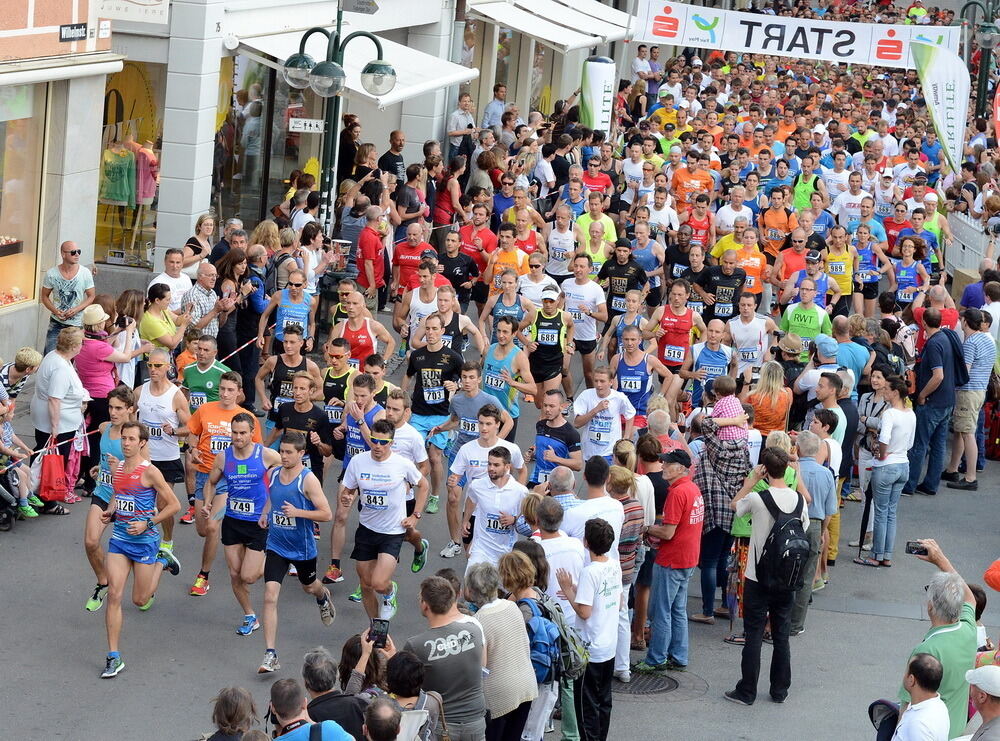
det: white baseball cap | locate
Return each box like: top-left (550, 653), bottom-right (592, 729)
top-left (967, 666), bottom-right (1000, 696)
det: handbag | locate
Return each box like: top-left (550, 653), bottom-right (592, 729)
top-left (36, 440), bottom-right (68, 502)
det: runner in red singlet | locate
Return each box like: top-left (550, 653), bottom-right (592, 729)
top-left (330, 292), bottom-right (396, 370)
top-left (642, 279), bottom-right (705, 408)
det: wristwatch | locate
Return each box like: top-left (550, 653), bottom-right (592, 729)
top-left (414, 512), bottom-right (422, 519)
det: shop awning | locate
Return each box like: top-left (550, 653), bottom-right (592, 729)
top-left (510, 0), bottom-right (628, 44)
top-left (549, 0), bottom-right (631, 30)
top-left (233, 30), bottom-right (478, 110)
top-left (466, 0), bottom-right (610, 53)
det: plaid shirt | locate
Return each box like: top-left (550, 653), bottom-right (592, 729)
top-left (712, 394), bottom-right (749, 442)
top-left (182, 283), bottom-right (219, 337)
top-left (695, 417), bottom-right (751, 533)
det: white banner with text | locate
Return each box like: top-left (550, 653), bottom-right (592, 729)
top-left (631, 1), bottom-right (960, 70)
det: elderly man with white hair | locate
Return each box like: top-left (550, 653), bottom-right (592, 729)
top-left (897, 539), bottom-right (978, 740)
top-left (967, 665), bottom-right (1000, 739)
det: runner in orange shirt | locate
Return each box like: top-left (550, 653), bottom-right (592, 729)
top-left (187, 371), bottom-right (264, 597)
top-left (758, 186), bottom-right (798, 261)
top-left (670, 153), bottom-right (715, 210)
top-left (734, 228), bottom-right (770, 309)
top-left (484, 222), bottom-right (530, 295)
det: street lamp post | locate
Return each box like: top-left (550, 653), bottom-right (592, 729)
top-left (282, 7), bottom-right (397, 231)
top-left (962, 1), bottom-right (1000, 118)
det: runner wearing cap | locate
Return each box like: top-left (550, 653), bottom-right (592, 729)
top-left (779, 251), bottom-right (840, 311)
top-left (597, 239), bottom-right (649, 324)
top-left (520, 285), bottom-right (574, 404)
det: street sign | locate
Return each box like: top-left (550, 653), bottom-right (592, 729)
top-left (343, 0), bottom-right (379, 14)
top-left (289, 118), bottom-right (326, 133)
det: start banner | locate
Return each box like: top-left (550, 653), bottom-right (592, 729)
top-left (631, 1), bottom-right (961, 70)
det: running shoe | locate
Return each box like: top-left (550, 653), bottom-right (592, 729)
top-left (348, 585), bottom-right (363, 603)
top-left (439, 541), bottom-right (463, 558)
top-left (27, 494), bottom-right (44, 508)
top-left (236, 615), bottom-right (260, 636)
top-left (812, 578), bottom-right (826, 592)
top-left (381, 581), bottom-right (398, 620)
top-left (411, 539), bottom-right (429, 573)
top-left (190, 575), bottom-right (210, 596)
top-left (322, 564), bottom-right (344, 584)
top-left (85, 584), bottom-right (109, 612)
top-left (318, 592), bottom-right (336, 626)
top-left (613, 670), bottom-right (631, 684)
top-left (179, 504), bottom-right (196, 524)
top-left (288, 564), bottom-right (298, 577)
top-left (65, 491), bottom-right (82, 504)
top-left (424, 495), bottom-right (439, 514)
top-left (157, 548), bottom-right (181, 576)
top-left (258, 650), bottom-right (280, 674)
top-left (138, 594), bottom-right (155, 612)
top-left (101, 655), bottom-right (125, 678)
top-left (631, 660), bottom-right (668, 674)
top-left (17, 503), bottom-right (38, 519)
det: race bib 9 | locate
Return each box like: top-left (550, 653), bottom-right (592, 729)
top-left (589, 416), bottom-right (612, 444)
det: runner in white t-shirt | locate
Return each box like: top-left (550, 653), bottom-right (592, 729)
top-left (572, 366), bottom-right (636, 461)
top-left (561, 255), bottom-right (608, 392)
top-left (561, 457), bottom-right (625, 564)
top-left (462, 446), bottom-right (529, 571)
top-left (384, 387), bottom-right (431, 573)
top-left (340, 418), bottom-right (427, 621)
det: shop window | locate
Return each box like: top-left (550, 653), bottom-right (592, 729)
top-left (495, 28), bottom-right (521, 99)
top-left (459, 19), bottom-right (484, 98)
top-left (265, 79), bottom-right (323, 221)
top-left (96, 62), bottom-right (166, 267)
top-left (530, 45), bottom-right (555, 115)
top-left (0, 83), bottom-right (45, 308)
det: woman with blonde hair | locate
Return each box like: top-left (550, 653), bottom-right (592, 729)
top-left (613, 438), bottom-right (655, 526)
top-left (249, 220), bottom-right (280, 257)
top-left (628, 79), bottom-right (649, 122)
top-left (739, 360), bottom-right (792, 436)
top-left (183, 212), bottom-right (215, 276)
top-left (352, 142), bottom-right (378, 180)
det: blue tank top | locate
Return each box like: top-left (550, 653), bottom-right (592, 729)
top-left (223, 444), bottom-right (269, 522)
top-left (265, 467), bottom-right (315, 560)
top-left (631, 239), bottom-right (660, 286)
top-left (617, 353), bottom-right (653, 415)
top-left (344, 403), bottom-right (384, 470)
top-left (94, 425), bottom-right (123, 504)
top-left (615, 314), bottom-right (644, 345)
top-left (692, 344), bottom-right (731, 406)
top-left (111, 462), bottom-right (159, 546)
top-left (894, 259), bottom-right (920, 302)
top-left (855, 244), bottom-right (879, 283)
top-left (483, 343), bottom-right (520, 419)
top-left (492, 294), bottom-right (525, 335)
top-left (744, 193), bottom-right (763, 220)
top-left (792, 271), bottom-right (829, 308)
top-left (275, 288), bottom-right (313, 340)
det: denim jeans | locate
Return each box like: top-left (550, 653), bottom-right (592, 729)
top-left (905, 404), bottom-right (953, 493)
top-left (44, 320), bottom-right (67, 354)
top-left (698, 526), bottom-right (732, 615)
top-left (872, 462), bottom-right (909, 561)
top-left (645, 564), bottom-right (694, 667)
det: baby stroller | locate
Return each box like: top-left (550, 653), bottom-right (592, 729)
top-left (0, 467), bottom-right (18, 531)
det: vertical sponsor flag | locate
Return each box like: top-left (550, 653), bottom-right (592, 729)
top-left (579, 56), bottom-right (615, 134)
top-left (994, 82), bottom-right (1000, 151)
top-left (912, 41), bottom-right (970, 177)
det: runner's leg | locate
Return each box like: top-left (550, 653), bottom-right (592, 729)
top-left (357, 559), bottom-right (378, 618)
top-left (104, 553), bottom-right (132, 654)
top-left (131, 560), bottom-right (164, 607)
top-left (226, 544), bottom-right (254, 615)
top-left (84, 505), bottom-right (110, 583)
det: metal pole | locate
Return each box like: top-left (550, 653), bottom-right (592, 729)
top-left (318, 7), bottom-right (344, 234)
top-left (978, 45), bottom-right (992, 118)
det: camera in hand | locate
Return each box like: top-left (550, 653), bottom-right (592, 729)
top-left (368, 617), bottom-right (389, 649)
top-left (905, 541), bottom-right (928, 556)
top-left (116, 315), bottom-right (130, 328)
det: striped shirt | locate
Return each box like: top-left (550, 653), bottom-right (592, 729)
top-left (615, 495), bottom-right (645, 586)
top-left (960, 331), bottom-right (997, 391)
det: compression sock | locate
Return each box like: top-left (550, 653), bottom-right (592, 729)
top-left (198, 570), bottom-right (210, 579)
top-left (330, 558), bottom-right (340, 568)
top-left (161, 540), bottom-right (173, 551)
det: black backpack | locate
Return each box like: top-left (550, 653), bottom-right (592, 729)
top-left (264, 251), bottom-right (296, 295)
top-left (756, 489), bottom-right (810, 593)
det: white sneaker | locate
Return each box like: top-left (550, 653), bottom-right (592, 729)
top-left (439, 541), bottom-right (463, 558)
top-left (614, 670), bottom-right (631, 684)
top-left (380, 581), bottom-right (399, 620)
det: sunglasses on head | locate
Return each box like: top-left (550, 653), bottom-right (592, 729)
top-left (370, 437), bottom-right (393, 446)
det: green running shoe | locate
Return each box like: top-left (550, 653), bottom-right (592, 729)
top-left (424, 496), bottom-right (439, 514)
top-left (348, 585), bottom-right (363, 603)
top-left (138, 594), bottom-right (155, 612)
top-left (27, 494), bottom-right (43, 508)
top-left (411, 539), bottom-right (429, 573)
top-left (17, 503), bottom-right (39, 519)
top-left (85, 584), bottom-right (109, 612)
top-left (101, 655), bottom-right (125, 678)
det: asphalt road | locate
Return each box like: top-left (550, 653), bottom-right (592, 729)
top-left (1, 324), bottom-right (996, 740)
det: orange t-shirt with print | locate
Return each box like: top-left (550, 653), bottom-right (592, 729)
top-left (187, 401), bottom-right (263, 473)
top-left (735, 246), bottom-right (768, 295)
top-left (488, 248), bottom-right (530, 295)
top-left (671, 168), bottom-right (714, 209)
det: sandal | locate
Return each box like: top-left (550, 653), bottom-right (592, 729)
top-left (724, 634), bottom-right (745, 645)
top-left (844, 490), bottom-right (862, 502)
top-left (880, 560), bottom-right (893, 568)
top-left (630, 639), bottom-right (646, 651)
top-left (42, 502), bottom-right (71, 515)
top-left (853, 557), bottom-right (881, 567)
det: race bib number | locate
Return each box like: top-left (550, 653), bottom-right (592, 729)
top-left (441, 334), bottom-right (453, 349)
top-left (272, 512), bottom-right (295, 528)
top-left (663, 345), bottom-right (685, 363)
top-left (347, 444), bottom-right (364, 458)
top-left (348, 358), bottom-right (360, 370)
top-left (116, 498), bottom-right (135, 514)
top-left (537, 329), bottom-right (559, 345)
top-left (189, 391), bottom-right (207, 409)
top-left (98, 468), bottom-right (113, 486)
top-left (325, 404), bottom-right (343, 423)
top-left (485, 512), bottom-right (510, 534)
top-left (739, 347), bottom-right (757, 362)
top-left (282, 319), bottom-right (304, 335)
top-left (209, 435), bottom-right (230, 454)
top-left (552, 246), bottom-right (567, 260)
top-left (672, 263), bottom-right (685, 278)
top-left (423, 386), bottom-right (445, 404)
top-left (714, 302), bottom-right (734, 317)
top-left (493, 273), bottom-right (503, 289)
top-left (701, 365), bottom-right (725, 379)
top-left (274, 396), bottom-right (292, 408)
top-left (535, 468), bottom-right (550, 484)
top-left (363, 491), bottom-right (387, 510)
top-left (569, 309), bottom-right (585, 322)
top-left (589, 416), bottom-right (612, 444)
top-left (687, 300), bottom-right (704, 314)
top-left (484, 372), bottom-right (505, 390)
top-left (744, 275), bottom-right (755, 288)
top-left (611, 295), bottom-right (627, 312)
top-left (896, 288), bottom-right (914, 301)
top-left (620, 376), bottom-right (642, 392)
top-left (459, 418), bottom-right (478, 435)
top-left (828, 262), bottom-right (845, 275)
top-left (142, 421), bottom-right (163, 440)
top-left (230, 498), bottom-right (255, 514)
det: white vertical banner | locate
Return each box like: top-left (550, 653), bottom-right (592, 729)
top-left (631, 0), bottom-right (960, 70)
top-left (912, 41), bottom-right (970, 177)
top-left (579, 56), bottom-right (616, 134)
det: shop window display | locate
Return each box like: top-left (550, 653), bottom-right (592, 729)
top-left (0, 83), bottom-right (45, 308)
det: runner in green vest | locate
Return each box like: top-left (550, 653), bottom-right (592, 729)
top-left (792, 155), bottom-right (828, 212)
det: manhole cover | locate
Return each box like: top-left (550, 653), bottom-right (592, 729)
top-left (613, 673), bottom-right (679, 695)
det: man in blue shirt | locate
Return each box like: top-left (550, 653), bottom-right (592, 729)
top-left (480, 83), bottom-right (507, 129)
top-left (832, 316), bottom-right (870, 401)
top-left (905, 308), bottom-right (958, 495)
top-left (921, 131), bottom-right (944, 186)
top-left (269, 678), bottom-right (353, 740)
top-left (790, 430), bottom-right (836, 635)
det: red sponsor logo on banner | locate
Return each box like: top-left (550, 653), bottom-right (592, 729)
top-left (652, 5), bottom-right (680, 38)
top-left (876, 29), bottom-right (903, 60)
top-left (993, 84), bottom-right (1000, 145)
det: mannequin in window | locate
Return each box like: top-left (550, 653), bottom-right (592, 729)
top-left (99, 139), bottom-right (136, 247)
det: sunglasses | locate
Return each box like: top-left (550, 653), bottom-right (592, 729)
top-left (288, 282), bottom-right (304, 288)
top-left (530, 264), bottom-right (543, 269)
top-left (370, 437), bottom-right (393, 446)
top-left (147, 362), bottom-right (168, 369)
top-left (791, 239), bottom-right (806, 243)
top-left (65, 250), bottom-right (82, 256)
top-left (328, 353), bottom-right (347, 360)
top-left (338, 291), bottom-right (351, 297)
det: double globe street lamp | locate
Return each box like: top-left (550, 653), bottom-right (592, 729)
top-left (962, 0), bottom-right (1000, 118)
top-left (282, 21), bottom-right (396, 228)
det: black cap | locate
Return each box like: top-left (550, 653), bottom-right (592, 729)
top-left (420, 249), bottom-right (438, 260)
top-left (660, 449), bottom-right (692, 467)
top-left (805, 249), bottom-right (821, 263)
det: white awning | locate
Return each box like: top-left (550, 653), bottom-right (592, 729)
top-left (550, 0), bottom-right (631, 30)
top-left (234, 30), bottom-right (478, 109)
top-left (467, 0), bottom-right (607, 53)
top-left (510, 0), bottom-right (627, 43)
